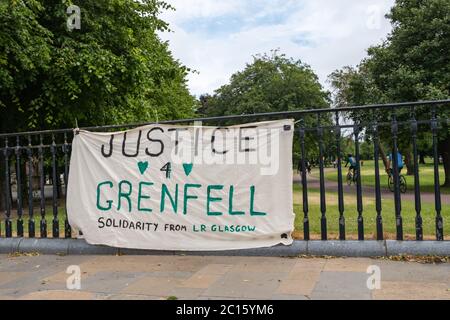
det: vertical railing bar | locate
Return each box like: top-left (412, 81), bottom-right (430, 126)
top-left (354, 123), bottom-right (364, 240)
top-left (51, 134), bottom-right (59, 238)
top-left (15, 136), bottom-right (24, 237)
top-left (299, 123), bottom-right (309, 240)
top-left (431, 107), bottom-right (443, 241)
top-left (39, 134), bottom-right (47, 238)
top-left (317, 114), bottom-right (327, 240)
top-left (391, 112), bottom-right (403, 240)
top-left (410, 108), bottom-right (423, 240)
top-left (27, 135), bottom-right (35, 238)
top-left (63, 133), bottom-right (71, 238)
top-left (4, 138), bottom-right (12, 237)
top-left (335, 112), bottom-right (345, 240)
top-left (373, 119), bottom-right (383, 240)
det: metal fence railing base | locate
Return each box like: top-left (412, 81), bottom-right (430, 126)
top-left (0, 238), bottom-right (448, 257)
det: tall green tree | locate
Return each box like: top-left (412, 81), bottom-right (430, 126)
top-left (199, 51), bottom-right (331, 165)
top-left (329, 0), bottom-right (450, 186)
top-left (0, 0), bottom-right (195, 132)
top-left (199, 51), bottom-right (329, 117)
top-left (0, 0), bottom-right (196, 211)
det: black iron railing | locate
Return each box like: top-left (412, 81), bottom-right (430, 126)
top-left (0, 99), bottom-right (449, 241)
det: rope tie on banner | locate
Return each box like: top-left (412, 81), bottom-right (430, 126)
top-left (74, 118), bottom-right (80, 135)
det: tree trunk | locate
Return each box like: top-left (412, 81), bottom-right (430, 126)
top-left (404, 151), bottom-right (414, 175)
top-left (419, 152), bottom-right (426, 164)
top-left (378, 143), bottom-right (389, 172)
top-left (438, 136), bottom-right (450, 187)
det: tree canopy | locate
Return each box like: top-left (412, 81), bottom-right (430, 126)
top-left (329, 0), bottom-right (450, 185)
top-left (0, 0), bottom-right (196, 133)
top-left (198, 51), bottom-right (330, 118)
top-left (330, 0), bottom-right (449, 104)
top-left (197, 51), bottom-right (332, 166)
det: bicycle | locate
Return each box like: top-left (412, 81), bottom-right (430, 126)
top-left (346, 169), bottom-right (358, 185)
top-left (387, 168), bottom-right (407, 193)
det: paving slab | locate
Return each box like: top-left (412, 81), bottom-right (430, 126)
top-left (323, 258), bottom-right (375, 272)
top-left (168, 287), bottom-right (206, 300)
top-left (277, 268), bottom-right (322, 296)
top-left (79, 271), bottom-right (146, 293)
top-left (0, 272), bottom-right (29, 286)
top-left (373, 281), bottom-right (450, 300)
top-left (203, 271), bottom-right (286, 299)
top-left (180, 274), bottom-right (221, 289)
top-left (19, 290), bottom-right (95, 300)
top-left (271, 294), bottom-right (309, 300)
top-left (121, 276), bottom-right (184, 297)
top-left (230, 258), bottom-right (296, 273)
top-left (291, 259), bottom-right (327, 271)
top-left (310, 291), bottom-right (372, 300)
top-left (0, 254), bottom-right (448, 300)
top-left (376, 260), bottom-right (450, 283)
top-left (101, 293), bottom-right (164, 300)
top-left (311, 271), bottom-right (373, 300)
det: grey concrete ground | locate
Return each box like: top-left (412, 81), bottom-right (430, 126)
top-left (0, 254), bottom-right (448, 300)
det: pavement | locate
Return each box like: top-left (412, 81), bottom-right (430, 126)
top-left (0, 254), bottom-right (448, 300)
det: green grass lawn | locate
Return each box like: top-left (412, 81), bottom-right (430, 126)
top-left (323, 159), bottom-right (449, 194)
top-left (293, 185), bottom-right (449, 240)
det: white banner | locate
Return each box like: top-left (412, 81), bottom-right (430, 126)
top-left (67, 119), bottom-right (294, 251)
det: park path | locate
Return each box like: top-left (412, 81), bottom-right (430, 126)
top-left (293, 169), bottom-right (450, 205)
top-left (0, 254), bottom-right (448, 300)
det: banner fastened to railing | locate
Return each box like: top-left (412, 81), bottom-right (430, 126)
top-left (67, 119), bottom-right (295, 250)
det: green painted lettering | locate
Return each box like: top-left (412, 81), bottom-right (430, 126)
top-left (160, 184), bottom-right (178, 213)
top-left (207, 185), bottom-right (224, 216)
top-left (96, 181), bottom-right (113, 211)
top-left (138, 182), bottom-right (153, 213)
top-left (118, 180), bottom-right (133, 212)
top-left (183, 184), bottom-right (201, 215)
top-left (228, 186), bottom-right (244, 215)
top-left (250, 185), bottom-right (267, 216)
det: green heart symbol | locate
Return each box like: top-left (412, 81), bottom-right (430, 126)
top-left (183, 163), bottom-right (193, 176)
top-left (137, 161), bottom-right (149, 175)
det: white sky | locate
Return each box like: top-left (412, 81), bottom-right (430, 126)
top-left (159, 0), bottom-right (395, 97)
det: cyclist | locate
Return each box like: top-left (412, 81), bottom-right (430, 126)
top-left (387, 151), bottom-right (404, 175)
top-left (345, 153), bottom-right (357, 181)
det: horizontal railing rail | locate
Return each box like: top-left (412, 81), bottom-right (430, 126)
top-left (0, 99), bottom-right (449, 242)
top-left (0, 99), bottom-right (449, 137)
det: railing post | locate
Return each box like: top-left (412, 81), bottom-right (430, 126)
top-left (431, 107), bottom-right (443, 241)
top-left (15, 136), bottom-right (24, 237)
top-left (63, 133), bottom-right (71, 238)
top-left (39, 134), bottom-right (47, 238)
top-left (51, 134), bottom-right (59, 238)
top-left (373, 120), bottom-right (383, 240)
top-left (335, 112), bottom-right (345, 240)
top-left (317, 114), bottom-right (327, 240)
top-left (410, 109), bottom-right (423, 240)
top-left (299, 124), bottom-right (309, 240)
top-left (354, 123), bottom-right (364, 240)
top-left (3, 138), bottom-right (12, 237)
top-left (391, 113), bottom-right (403, 240)
top-left (27, 135), bottom-right (35, 238)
